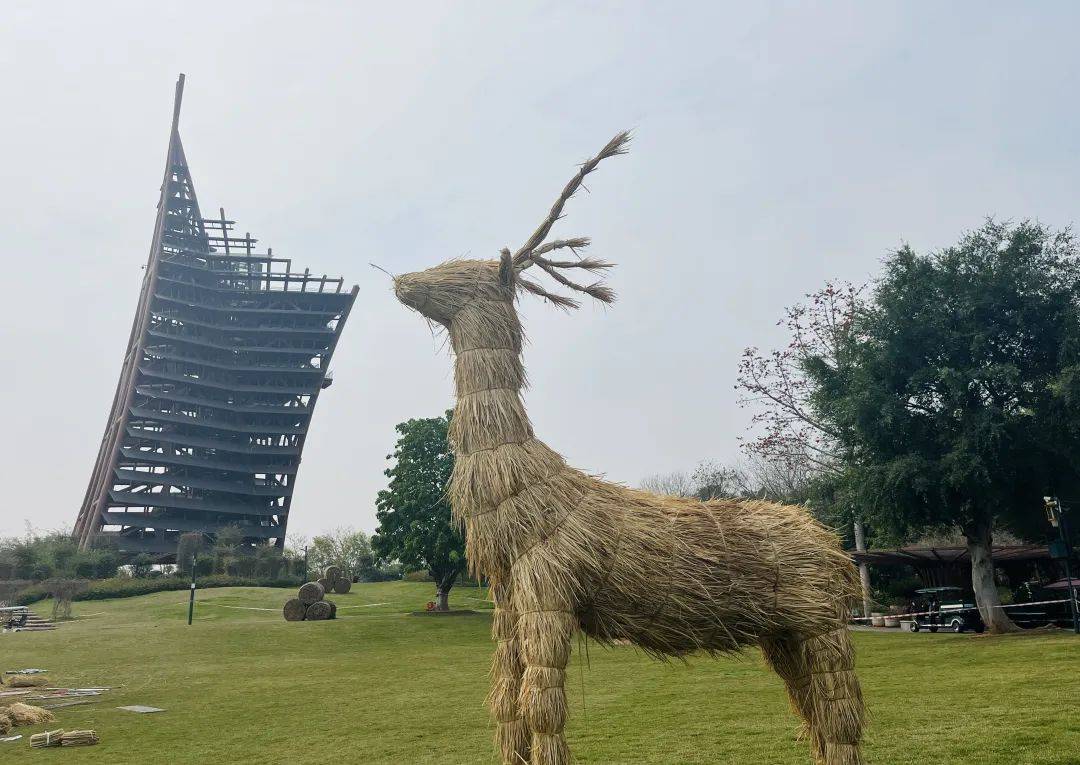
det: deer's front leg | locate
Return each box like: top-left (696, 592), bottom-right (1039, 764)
top-left (513, 561), bottom-right (575, 765)
top-left (489, 581), bottom-right (529, 764)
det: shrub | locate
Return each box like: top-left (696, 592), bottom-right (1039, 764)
top-left (43, 579), bottom-right (88, 620)
top-left (130, 554), bottom-right (154, 579)
top-left (13, 574), bottom-right (304, 606)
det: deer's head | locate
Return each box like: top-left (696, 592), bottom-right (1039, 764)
top-left (393, 131), bottom-right (630, 328)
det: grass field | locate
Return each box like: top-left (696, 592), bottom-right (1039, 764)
top-left (2, 582), bottom-right (1076, 764)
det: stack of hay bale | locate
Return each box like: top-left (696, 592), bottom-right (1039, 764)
top-left (319, 565), bottom-right (352, 594)
top-left (283, 568), bottom-right (348, 622)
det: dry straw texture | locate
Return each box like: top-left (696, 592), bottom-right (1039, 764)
top-left (5, 702), bottom-right (56, 726)
top-left (61, 729), bottom-right (100, 746)
top-left (395, 132), bottom-right (865, 765)
top-left (4, 674), bottom-right (49, 688)
top-left (333, 578), bottom-right (352, 594)
top-left (30, 729), bottom-right (65, 748)
top-left (298, 581), bottom-right (325, 606)
top-left (283, 598), bottom-right (306, 622)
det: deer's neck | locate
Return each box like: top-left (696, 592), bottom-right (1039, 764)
top-left (449, 299), bottom-right (532, 458)
top-left (448, 299), bottom-right (573, 577)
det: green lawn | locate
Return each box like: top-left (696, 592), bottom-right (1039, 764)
top-left (3, 583), bottom-right (1076, 764)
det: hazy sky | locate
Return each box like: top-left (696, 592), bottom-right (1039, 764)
top-left (4, 2), bottom-right (1080, 540)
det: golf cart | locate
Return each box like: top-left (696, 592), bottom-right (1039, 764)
top-left (907, 587), bottom-right (985, 633)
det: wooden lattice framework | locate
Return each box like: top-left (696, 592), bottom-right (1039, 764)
top-left (72, 75), bottom-right (358, 558)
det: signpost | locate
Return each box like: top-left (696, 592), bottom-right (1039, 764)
top-left (187, 552), bottom-right (197, 626)
top-left (1044, 497), bottom-right (1079, 635)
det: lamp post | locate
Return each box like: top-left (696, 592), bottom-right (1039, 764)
top-left (187, 551), bottom-right (197, 626)
top-left (1044, 497), bottom-right (1079, 635)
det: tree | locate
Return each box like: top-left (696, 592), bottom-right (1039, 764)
top-left (738, 281), bottom-right (865, 476)
top-left (254, 545), bottom-right (286, 579)
top-left (808, 220), bottom-right (1080, 632)
top-left (740, 454), bottom-right (813, 504)
top-left (642, 458), bottom-right (808, 503)
top-left (0, 531), bottom-right (123, 582)
top-left (373, 412), bottom-right (465, 611)
top-left (308, 527), bottom-right (375, 579)
top-left (212, 526), bottom-right (243, 575)
top-left (690, 460), bottom-right (751, 500)
top-left (738, 282), bottom-right (877, 616)
top-left (176, 532), bottom-right (207, 577)
top-left (638, 471), bottom-right (695, 497)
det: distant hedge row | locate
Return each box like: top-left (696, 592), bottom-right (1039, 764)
top-left (12, 574), bottom-right (304, 606)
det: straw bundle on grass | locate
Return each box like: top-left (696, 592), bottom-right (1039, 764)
top-left (392, 131), bottom-right (865, 765)
top-left (4, 702), bottom-right (55, 726)
top-left (61, 730), bottom-right (99, 746)
top-left (306, 601), bottom-right (332, 621)
top-left (5, 675), bottom-right (49, 688)
top-left (30, 729), bottom-right (64, 748)
top-left (332, 578), bottom-right (351, 594)
top-left (297, 582), bottom-right (325, 606)
top-left (283, 598), bottom-right (306, 622)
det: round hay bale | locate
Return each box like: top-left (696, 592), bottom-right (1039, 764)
top-left (332, 577), bottom-right (352, 594)
top-left (306, 601), bottom-right (332, 621)
top-left (283, 598), bottom-right (306, 621)
top-left (298, 581), bottom-right (325, 605)
top-left (317, 577), bottom-right (331, 593)
top-left (324, 565), bottom-right (342, 584)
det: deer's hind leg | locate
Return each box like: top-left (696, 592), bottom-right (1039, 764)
top-left (762, 629), bottom-right (865, 765)
top-left (762, 637), bottom-right (824, 761)
top-left (489, 581), bottom-right (530, 764)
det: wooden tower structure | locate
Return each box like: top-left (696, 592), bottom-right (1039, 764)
top-left (73, 75), bottom-right (357, 557)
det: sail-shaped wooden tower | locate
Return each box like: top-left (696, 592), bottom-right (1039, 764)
top-left (73, 75), bottom-right (357, 557)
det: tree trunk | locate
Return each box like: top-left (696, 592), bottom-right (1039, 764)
top-left (964, 517), bottom-right (1020, 634)
top-left (433, 568), bottom-right (458, 612)
top-left (853, 518), bottom-right (872, 618)
top-left (434, 588), bottom-right (450, 612)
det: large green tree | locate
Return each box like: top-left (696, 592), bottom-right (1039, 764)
top-left (373, 412), bottom-right (465, 611)
top-left (810, 220), bottom-right (1080, 632)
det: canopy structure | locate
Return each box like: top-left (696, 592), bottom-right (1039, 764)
top-left (72, 75), bottom-right (357, 559)
top-left (852, 545), bottom-right (1053, 588)
top-left (1045, 578), bottom-right (1080, 590)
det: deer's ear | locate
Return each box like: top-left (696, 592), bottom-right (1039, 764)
top-left (499, 248), bottom-right (515, 290)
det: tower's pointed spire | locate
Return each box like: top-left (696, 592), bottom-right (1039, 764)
top-left (74, 75), bottom-right (358, 555)
top-left (172, 73), bottom-right (185, 135)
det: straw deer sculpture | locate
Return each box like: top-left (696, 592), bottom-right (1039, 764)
top-left (392, 132), bottom-right (865, 765)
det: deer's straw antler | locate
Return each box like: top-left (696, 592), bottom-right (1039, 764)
top-left (513, 131), bottom-right (630, 307)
